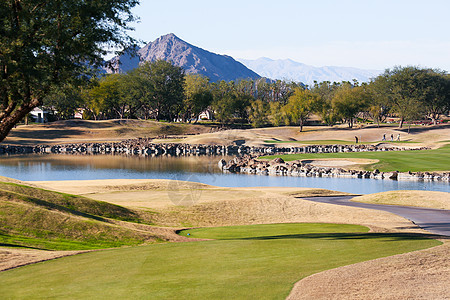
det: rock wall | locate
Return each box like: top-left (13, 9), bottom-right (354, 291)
top-left (0, 139), bottom-right (426, 156)
top-left (0, 139), bottom-right (445, 181)
top-left (218, 156), bottom-right (450, 182)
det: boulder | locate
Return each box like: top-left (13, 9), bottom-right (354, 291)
top-left (270, 157), bottom-right (285, 164)
top-left (218, 159), bottom-right (227, 169)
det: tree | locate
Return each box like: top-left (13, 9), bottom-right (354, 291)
top-left (212, 94), bottom-right (236, 125)
top-left (0, 0), bottom-right (138, 142)
top-left (284, 88), bottom-right (321, 132)
top-left (125, 65), bottom-right (155, 120)
top-left (421, 71), bottom-right (450, 125)
top-left (367, 76), bottom-right (391, 127)
top-left (311, 81), bottom-right (341, 126)
top-left (43, 84), bottom-right (84, 120)
top-left (89, 74), bottom-right (128, 119)
top-left (268, 102), bottom-right (287, 127)
top-left (136, 61), bottom-right (184, 121)
top-left (374, 66), bottom-right (432, 128)
top-left (183, 74), bottom-right (213, 122)
top-left (332, 84), bottom-right (370, 128)
top-left (248, 99), bottom-right (268, 128)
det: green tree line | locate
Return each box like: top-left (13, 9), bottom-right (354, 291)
top-left (44, 63), bottom-right (450, 131)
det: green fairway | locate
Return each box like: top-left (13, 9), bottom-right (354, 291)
top-left (0, 223), bottom-right (440, 299)
top-left (264, 139), bottom-right (417, 145)
top-left (265, 139), bottom-right (372, 145)
top-left (262, 144), bottom-right (450, 172)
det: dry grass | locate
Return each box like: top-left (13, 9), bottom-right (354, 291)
top-left (33, 179), bottom-right (424, 234)
top-left (288, 240), bottom-right (450, 300)
top-left (4, 120), bottom-right (450, 148)
top-left (353, 190), bottom-right (450, 210)
top-left (0, 248), bottom-right (86, 272)
top-left (182, 124), bottom-right (450, 148)
top-left (4, 119), bottom-right (216, 145)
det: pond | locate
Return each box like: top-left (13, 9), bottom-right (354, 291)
top-left (0, 154), bottom-right (448, 194)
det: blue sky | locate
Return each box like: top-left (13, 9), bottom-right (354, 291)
top-left (129, 0), bottom-right (450, 71)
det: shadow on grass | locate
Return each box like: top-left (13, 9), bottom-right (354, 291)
top-left (221, 232), bottom-right (439, 241)
top-left (9, 129), bottom-right (85, 139)
top-left (0, 243), bottom-right (45, 250)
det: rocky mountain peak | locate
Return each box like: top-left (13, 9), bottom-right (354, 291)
top-left (109, 34), bottom-right (260, 82)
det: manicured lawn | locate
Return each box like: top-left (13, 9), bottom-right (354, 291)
top-left (262, 144), bottom-right (450, 172)
top-left (264, 139), bottom-right (372, 145)
top-left (0, 223), bottom-right (440, 299)
top-left (264, 139), bottom-right (417, 145)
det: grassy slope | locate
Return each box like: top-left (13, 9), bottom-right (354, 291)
top-left (5, 119), bottom-right (217, 145)
top-left (352, 191), bottom-right (450, 210)
top-left (0, 224), bottom-right (440, 299)
top-left (0, 182), bottom-right (156, 250)
top-left (262, 144), bottom-right (450, 172)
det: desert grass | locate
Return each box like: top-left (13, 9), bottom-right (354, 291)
top-left (0, 223), bottom-right (440, 299)
top-left (0, 181), bottom-right (166, 250)
top-left (4, 119), bottom-right (217, 145)
top-left (0, 182), bottom-right (143, 223)
top-left (288, 241), bottom-right (450, 300)
top-left (5, 121), bottom-right (450, 149)
top-left (32, 179), bottom-right (426, 235)
top-left (352, 190), bottom-right (450, 210)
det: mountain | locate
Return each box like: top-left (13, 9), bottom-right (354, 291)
top-left (237, 57), bottom-right (382, 86)
top-left (109, 33), bottom-right (260, 82)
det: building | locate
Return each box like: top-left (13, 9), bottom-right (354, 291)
top-left (29, 107), bottom-right (49, 123)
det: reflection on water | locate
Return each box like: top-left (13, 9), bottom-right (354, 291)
top-left (2, 154), bottom-right (225, 174)
top-left (0, 154), bottom-right (448, 194)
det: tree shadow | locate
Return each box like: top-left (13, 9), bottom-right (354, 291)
top-left (222, 232), bottom-right (440, 241)
top-left (0, 243), bottom-right (45, 250)
top-left (9, 129), bottom-right (84, 140)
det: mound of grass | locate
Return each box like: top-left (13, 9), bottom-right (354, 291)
top-left (7, 119), bottom-right (218, 145)
top-left (262, 144), bottom-right (450, 172)
top-left (0, 223), bottom-right (440, 299)
top-left (352, 191), bottom-right (450, 210)
top-left (0, 182), bottom-right (156, 250)
top-left (0, 182), bottom-right (142, 223)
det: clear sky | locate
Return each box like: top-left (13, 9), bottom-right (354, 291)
top-left (128, 0), bottom-right (450, 71)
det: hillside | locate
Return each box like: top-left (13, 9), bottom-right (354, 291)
top-left (4, 119), bottom-right (218, 145)
top-left (109, 33), bottom-right (260, 82)
top-left (0, 180), bottom-right (159, 250)
top-left (238, 57), bottom-right (382, 85)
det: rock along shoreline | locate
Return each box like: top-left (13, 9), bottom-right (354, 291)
top-left (0, 138), bottom-right (427, 156)
top-left (218, 156), bottom-right (450, 182)
top-left (0, 139), bottom-right (447, 182)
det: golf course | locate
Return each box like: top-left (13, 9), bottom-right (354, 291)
top-left (262, 144), bottom-right (450, 172)
top-left (0, 223), bottom-right (440, 299)
top-left (1, 1), bottom-right (449, 298)
top-left (0, 123), bottom-right (449, 299)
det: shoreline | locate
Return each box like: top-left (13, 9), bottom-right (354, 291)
top-left (0, 139), bottom-right (428, 156)
top-left (219, 156), bottom-right (450, 182)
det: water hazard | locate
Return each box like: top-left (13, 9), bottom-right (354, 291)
top-left (0, 154), bottom-right (448, 194)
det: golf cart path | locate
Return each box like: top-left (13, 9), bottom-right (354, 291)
top-left (302, 196), bottom-right (450, 236)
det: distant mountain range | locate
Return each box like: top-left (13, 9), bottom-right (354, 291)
top-left (109, 33), bottom-right (383, 85)
top-left (108, 33), bottom-right (260, 82)
top-left (237, 57), bottom-right (382, 86)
